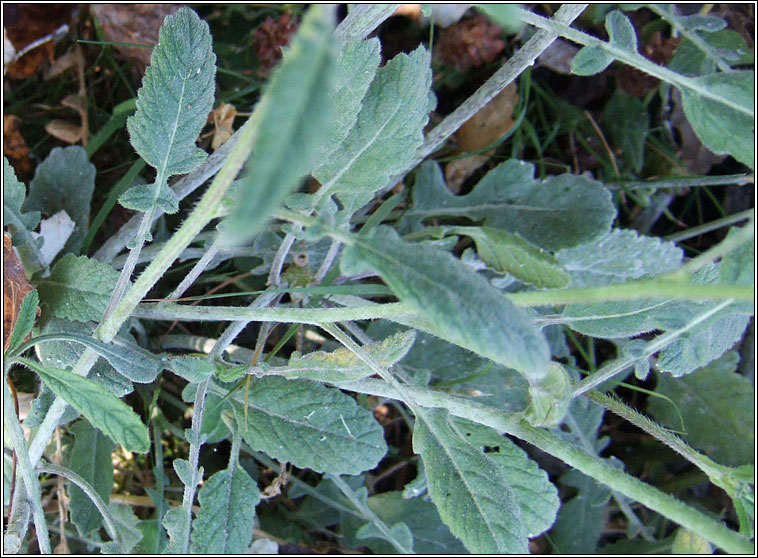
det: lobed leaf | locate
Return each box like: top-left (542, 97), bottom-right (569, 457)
top-left (21, 358), bottom-right (149, 453)
top-left (233, 376), bottom-right (386, 474)
top-left (166, 355), bottom-right (214, 383)
top-left (35, 254), bottom-right (122, 323)
top-left (5, 289), bottom-right (38, 356)
top-left (126, 7), bottom-right (216, 183)
top-left (400, 160), bottom-right (615, 251)
top-left (412, 408), bottom-right (528, 553)
top-left (4, 157), bottom-right (42, 271)
top-left (342, 226), bottom-right (550, 381)
top-left (571, 10), bottom-right (637, 76)
top-left (190, 466), bottom-right (260, 553)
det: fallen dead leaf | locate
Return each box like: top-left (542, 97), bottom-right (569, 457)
top-left (45, 120), bottom-right (83, 144)
top-left (3, 232), bottom-right (37, 352)
top-left (209, 102), bottom-right (238, 151)
top-left (3, 115), bottom-right (32, 177)
top-left (445, 81), bottom-right (518, 192)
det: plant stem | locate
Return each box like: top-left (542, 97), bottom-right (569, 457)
top-left (517, 9), bottom-right (753, 117)
top-left (665, 209), bottom-right (754, 243)
top-left (132, 300), bottom-right (414, 324)
top-left (3, 380), bottom-right (52, 554)
top-left (36, 461), bottom-right (124, 552)
top-left (605, 173), bottom-right (753, 191)
top-left (333, 4), bottom-right (401, 46)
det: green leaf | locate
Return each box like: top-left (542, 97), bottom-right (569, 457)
top-left (603, 89), bottom-right (649, 173)
top-left (118, 183), bottom-right (178, 214)
top-left (669, 29), bottom-right (754, 76)
top-left (672, 528), bottom-right (713, 554)
top-left (356, 521), bottom-right (414, 554)
top-left (23, 146), bottom-right (96, 255)
top-left (443, 226), bottom-right (571, 288)
top-left (20, 358), bottom-right (149, 453)
top-left (401, 160), bottom-right (615, 251)
top-left (412, 408), bottom-right (528, 553)
top-left (571, 46), bottom-right (614, 76)
top-left (264, 329), bottom-right (415, 382)
top-left (317, 37), bottom-right (381, 162)
top-left (32, 332), bottom-right (162, 384)
top-left (222, 5), bottom-right (337, 243)
top-left (166, 355), bottom-right (214, 383)
top-left (107, 504), bottom-right (143, 554)
top-left (525, 362), bottom-right (572, 427)
top-left (4, 157), bottom-right (42, 272)
top-left (557, 228), bottom-right (684, 287)
top-left (313, 44), bottom-right (434, 216)
top-left (680, 70), bottom-right (754, 169)
top-left (341, 491), bottom-right (466, 554)
top-left (342, 226), bottom-right (550, 381)
top-left (162, 506), bottom-right (190, 554)
top-left (37, 318), bottom-right (133, 397)
top-left (648, 351), bottom-right (754, 466)
top-left (720, 225), bottom-right (754, 286)
top-left (190, 465), bottom-right (260, 553)
top-left (549, 468), bottom-right (611, 553)
top-left (35, 254), bottom-right (122, 322)
top-left (476, 4), bottom-right (523, 32)
top-left (451, 418), bottom-right (560, 538)
top-left (5, 289), bottom-right (38, 356)
top-left (126, 7), bottom-right (216, 216)
top-left (233, 376), bottom-right (386, 474)
top-left (66, 420), bottom-right (116, 536)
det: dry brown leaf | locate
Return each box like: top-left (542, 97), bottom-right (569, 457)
top-left (209, 102), bottom-right (238, 151)
top-left (3, 115), bottom-right (32, 177)
top-left (90, 4), bottom-right (182, 72)
top-left (394, 4), bottom-right (422, 20)
top-left (434, 15), bottom-right (505, 70)
top-left (43, 49), bottom-right (77, 80)
top-left (444, 154), bottom-right (490, 194)
top-left (45, 120), bottom-right (83, 144)
top-left (3, 232), bottom-right (36, 352)
top-left (253, 12), bottom-right (299, 74)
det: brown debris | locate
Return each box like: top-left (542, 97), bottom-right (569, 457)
top-left (3, 233), bottom-right (37, 352)
top-left (253, 12), bottom-right (299, 75)
top-left (3, 115), bottom-right (32, 178)
top-left (434, 15), bottom-right (506, 71)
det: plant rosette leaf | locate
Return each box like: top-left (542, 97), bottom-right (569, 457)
top-left (341, 225), bottom-right (551, 382)
top-left (4, 157), bottom-right (42, 273)
top-left (571, 9), bottom-right (638, 75)
top-left (232, 376), bottom-right (386, 475)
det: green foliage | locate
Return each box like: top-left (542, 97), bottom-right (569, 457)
top-left (35, 254), bottom-right (122, 322)
top-left (648, 352), bottom-right (754, 466)
top-left (232, 376), bottom-right (387, 474)
top-left (222, 5), bottom-right (338, 243)
top-left (66, 421), bottom-right (116, 536)
top-left (4, 4), bottom-right (754, 555)
top-left (123, 7), bottom-right (217, 218)
top-left (342, 225), bottom-right (550, 381)
top-left (24, 147), bottom-right (96, 255)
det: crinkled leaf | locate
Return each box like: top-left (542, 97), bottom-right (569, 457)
top-left (119, 183), bottom-right (179, 214)
top-left (341, 491), bottom-right (466, 554)
top-left (443, 226), bottom-right (570, 288)
top-left (342, 226), bottom-right (550, 381)
top-left (162, 506), bottom-right (190, 554)
top-left (24, 146), bottom-right (96, 254)
top-left (36, 254), bottom-right (122, 322)
top-left (401, 160), bottom-right (615, 251)
top-left (6, 289), bottom-right (38, 356)
top-left (316, 37), bottom-right (381, 162)
top-left (264, 329), bottom-right (415, 382)
top-left (525, 362), bottom-right (572, 427)
top-left (66, 420), bottom-right (116, 536)
top-left (126, 7), bottom-right (216, 182)
top-left (37, 318), bottom-right (133, 397)
top-left (648, 351), bottom-right (753, 466)
top-left (557, 228), bottom-right (684, 288)
top-left (166, 355), bottom-right (214, 383)
top-left (107, 504), bottom-right (143, 554)
top-left (451, 418), bottom-right (560, 538)
top-left (367, 321), bottom-right (531, 411)
top-left (357, 521), bottom-right (414, 553)
top-left (190, 465), bottom-right (260, 553)
top-left (412, 408), bottom-right (528, 553)
top-left (720, 225), bottom-right (754, 286)
top-left (313, 44), bottom-right (434, 216)
top-left (603, 89), bottom-right (649, 173)
top-left (233, 376), bottom-right (386, 474)
top-left (680, 70), bottom-right (754, 169)
top-left (22, 358), bottom-right (149, 453)
top-left (222, 5), bottom-right (337, 243)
